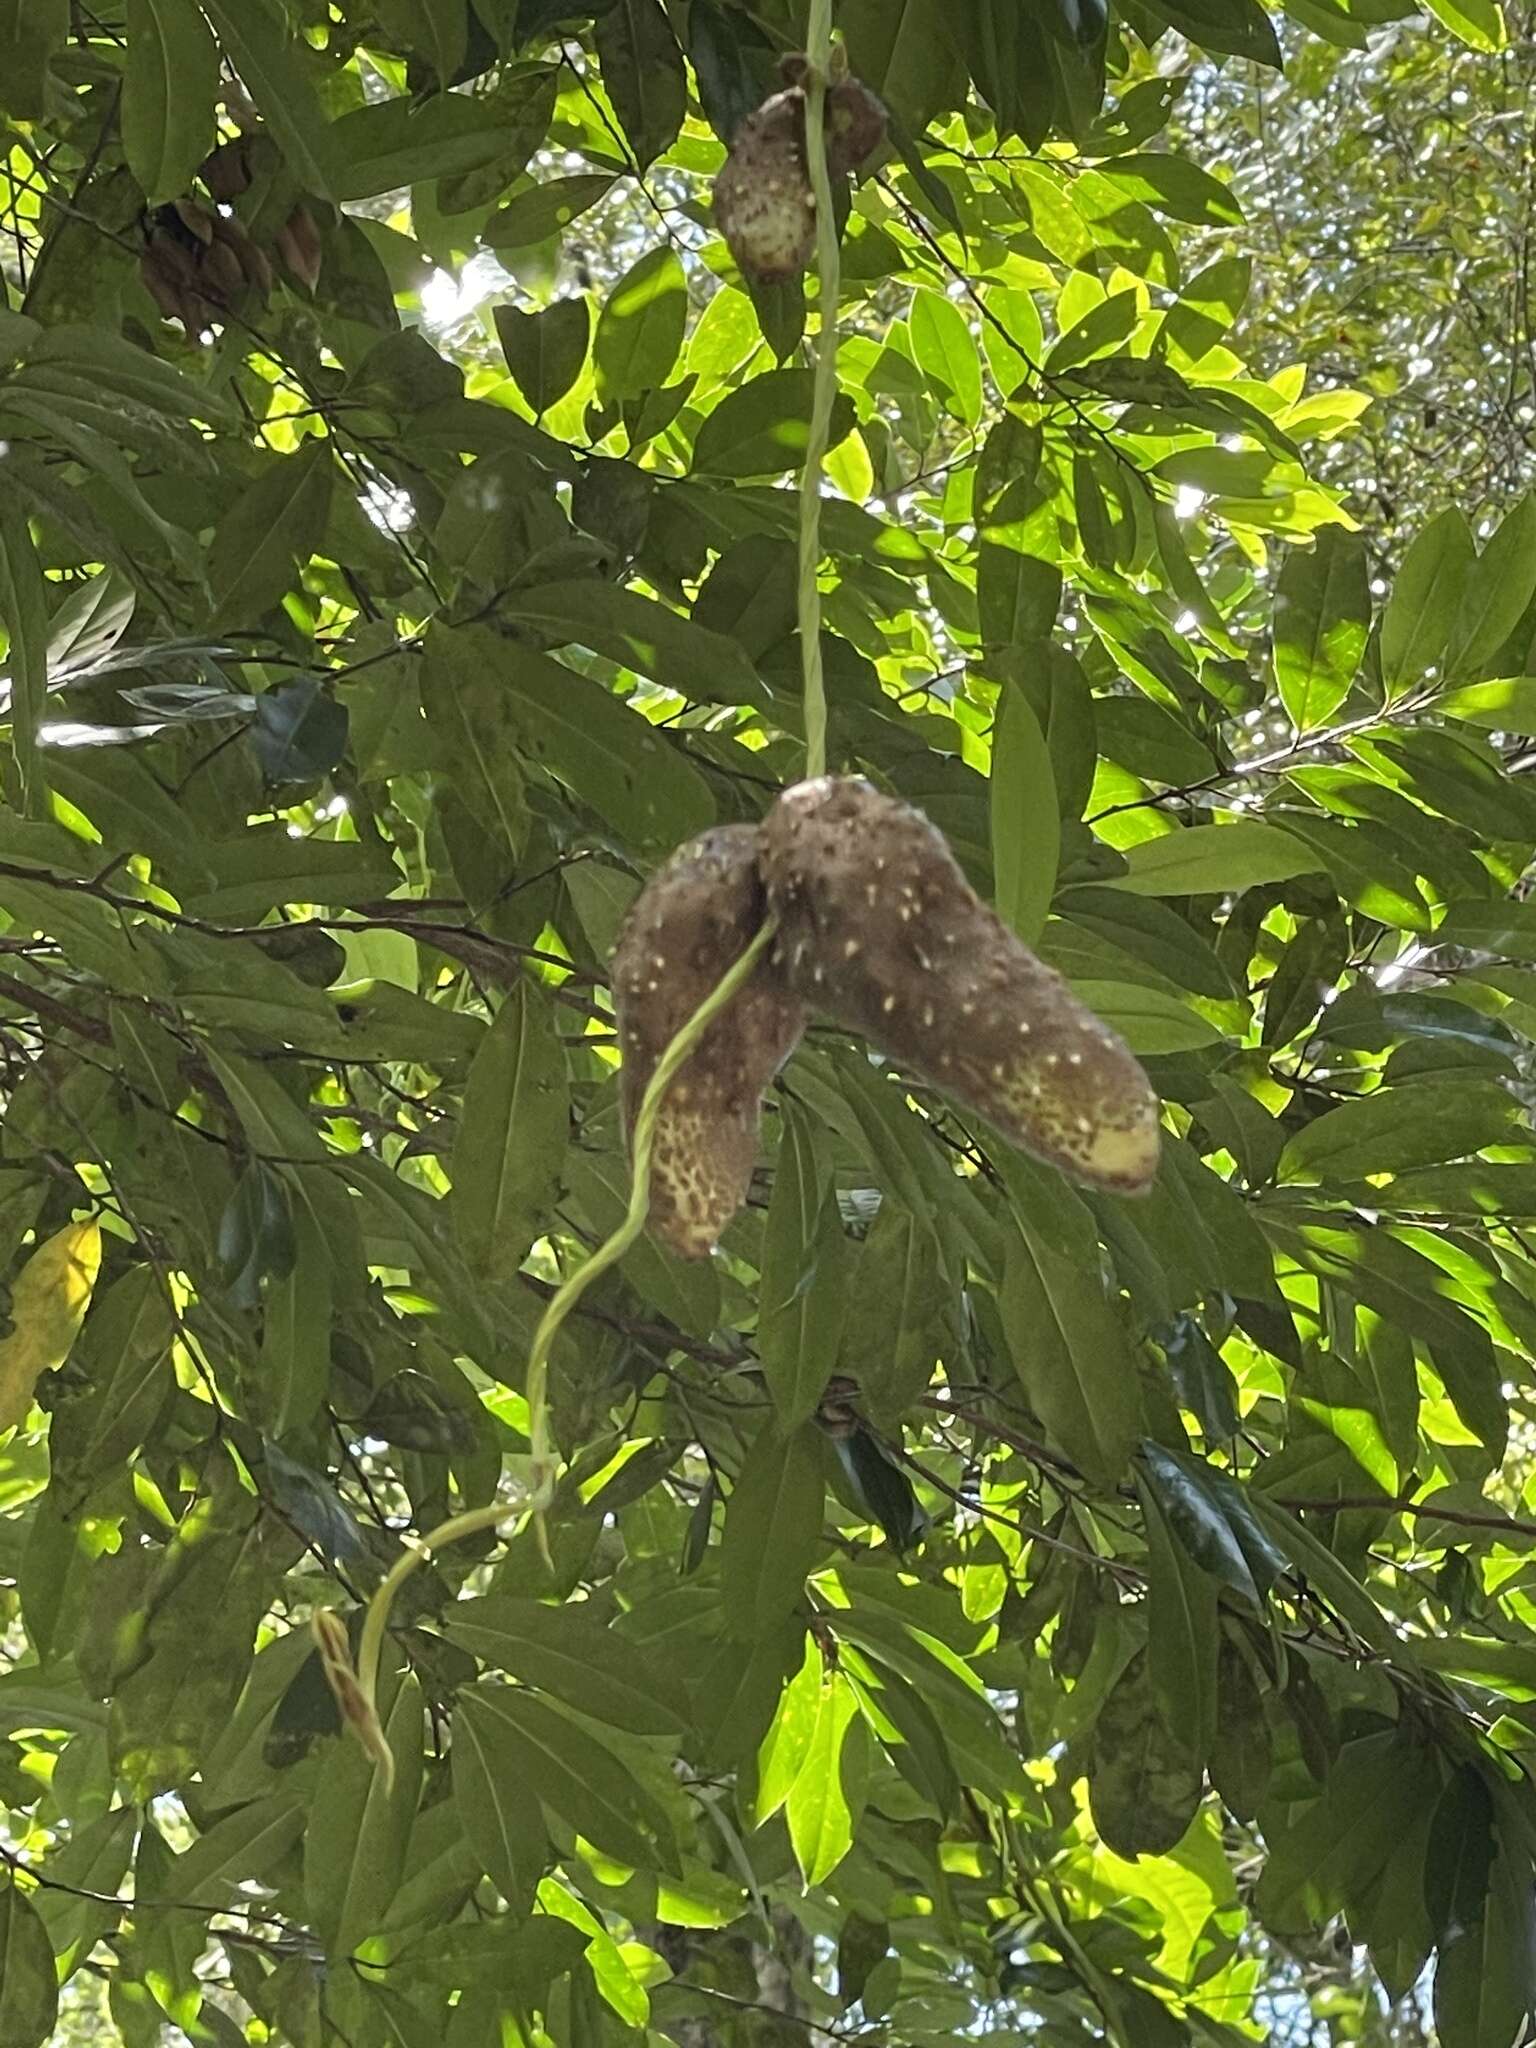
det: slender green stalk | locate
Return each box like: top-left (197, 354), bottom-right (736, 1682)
top-left (798, 0), bottom-right (841, 784)
top-left (525, 916), bottom-right (778, 1477)
top-left (354, 1499), bottom-right (522, 1778)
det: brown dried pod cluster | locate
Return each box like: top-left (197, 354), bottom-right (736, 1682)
top-left (713, 58), bottom-right (888, 286)
top-left (613, 827), bottom-right (805, 1260)
top-left (139, 137), bottom-right (323, 334)
top-left (614, 782), bottom-right (1161, 1261)
top-left (759, 778), bottom-right (1163, 1195)
top-left (139, 199), bottom-right (273, 332)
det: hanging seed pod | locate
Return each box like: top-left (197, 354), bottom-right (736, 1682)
top-left (713, 86), bottom-right (815, 286)
top-left (200, 136), bottom-right (256, 202)
top-left (209, 212), bottom-right (273, 298)
top-left (613, 826), bottom-right (805, 1259)
top-left (713, 58), bottom-right (887, 286)
top-left (274, 203), bottom-right (323, 291)
top-left (825, 77), bottom-right (887, 177)
top-left (759, 777), bottom-right (1162, 1194)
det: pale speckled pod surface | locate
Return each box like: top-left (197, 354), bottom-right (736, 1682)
top-left (759, 777), bottom-right (1163, 1194)
top-left (713, 89), bottom-right (815, 287)
top-left (613, 825), bottom-right (805, 1258)
top-left (713, 74), bottom-right (887, 287)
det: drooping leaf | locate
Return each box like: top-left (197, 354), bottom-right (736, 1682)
top-left (721, 1422), bottom-right (826, 1640)
top-left (594, 246), bottom-right (687, 402)
top-left (124, 0), bottom-right (219, 202)
top-left (758, 1108), bottom-right (851, 1428)
top-left (0, 1220), bottom-right (102, 1432)
top-left (0, 1879), bottom-right (58, 2048)
top-left (1273, 528), bottom-right (1370, 733)
top-left (451, 975), bottom-right (568, 1284)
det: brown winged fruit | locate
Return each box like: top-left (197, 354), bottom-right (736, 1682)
top-left (759, 778), bottom-right (1162, 1194)
top-left (613, 827), bottom-right (805, 1259)
top-left (713, 60), bottom-right (887, 286)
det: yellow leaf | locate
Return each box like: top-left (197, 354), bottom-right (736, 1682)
top-left (0, 1220), bottom-right (103, 1430)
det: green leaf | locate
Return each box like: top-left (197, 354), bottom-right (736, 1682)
top-left (1144, 0), bottom-right (1280, 62)
top-left (49, 1264), bottom-right (173, 1504)
top-left (1445, 493), bottom-right (1536, 677)
top-left (594, 246), bottom-right (687, 402)
top-left (786, 1675), bottom-right (863, 1886)
top-left (908, 290), bottom-right (983, 425)
top-left (304, 1672), bottom-right (425, 1958)
top-left (1425, 1765), bottom-right (1496, 1941)
top-left (1255, 1730), bottom-right (1431, 1933)
top-left (1380, 506), bottom-right (1477, 692)
top-left (836, 1205), bottom-right (944, 1426)
top-left (997, 1215), bottom-right (1141, 1489)
top-left (451, 1685), bottom-right (550, 1913)
top-left (1046, 289), bottom-right (1141, 374)
top-left (0, 501), bottom-right (47, 811)
top-left (435, 624), bottom-right (713, 846)
top-left (1088, 1648), bottom-right (1203, 1859)
top-left (1422, 0), bottom-right (1507, 51)
top-left (1273, 528), bottom-right (1370, 732)
top-left (0, 0), bottom-right (66, 118)
top-left (444, 1594), bottom-right (688, 1735)
top-left (693, 370), bottom-right (856, 480)
top-left (163, 1794), bottom-right (307, 1905)
top-left (759, 1108), bottom-right (851, 1428)
top-left (991, 684), bottom-right (1058, 945)
top-left (1110, 821), bottom-right (1322, 896)
top-left (1102, 152), bottom-right (1243, 227)
top-left (484, 172), bottom-right (617, 248)
top-left (0, 1878), bottom-right (58, 2048)
top-left (372, 0), bottom-right (468, 79)
top-left (493, 298), bottom-right (590, 416)
top-left (752, 1633), bottom-right (822, 1823)
top-left (592, 0), bottom-right (687, 168)
top-left (1209, 1636), bottom-right (1272, 1821)
top-left (330, 90), bottom-right (534, 201)
top-left (198, 0), bottom-right (337, 197)
top-left (1438, 676), bottom-right (1536, 731)
top-left (1434, 1844), bottom-right (1536, 2048)
top-left (1246, 1492), bottom-right (1397, 1654)
top-left (208, 442), bottom-right (335, 629)
top-left (124, 0), bottom-right (218, 202)
top-left (977, 543), bottom-right (1062, 645)
top-left (453, 1684), bottom-right (666, 1868)
top-left (1138, 1444), bottom-right (1287, 1609)
top-left (722, 1421), bottom-right (826, 1640)
top-left (1069, 979), bottom-right (1221, 1053)
top-left (498, 579), bottom-right (766, 708)
top-left (1136, 1473), bottom-right (1218, 1766)
top-left (1278, 1083), bottom-right (1519, 1184)
top-left (451, 975), bottom-right (568, 1284)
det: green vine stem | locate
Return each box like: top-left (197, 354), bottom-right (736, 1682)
top-left (798, 0), bottom-right (842, 784)
top-left (344, 920), bottom-right (780, 1757)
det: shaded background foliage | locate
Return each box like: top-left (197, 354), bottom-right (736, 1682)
top-left (0, 3), bottom-right (1535, 2047)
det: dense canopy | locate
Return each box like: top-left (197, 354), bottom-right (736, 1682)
top-left (2, 3), bottom-right (1536, 2047)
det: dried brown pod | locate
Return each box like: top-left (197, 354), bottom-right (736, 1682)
top-left (200, 137), bottom-right (256, 203)
top-left (713, 87), bottom-right (814, 287)
top-left (759, 777), bottom-right (1162, 1194)
top-left (275, 203), bottom-right (323, 291)
top-left (209, 212), bottom-right (273, 298)
top-left (713, 61), bottom-right (887, 286)
top-left (613, 826), bottom-right (805, 1259)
